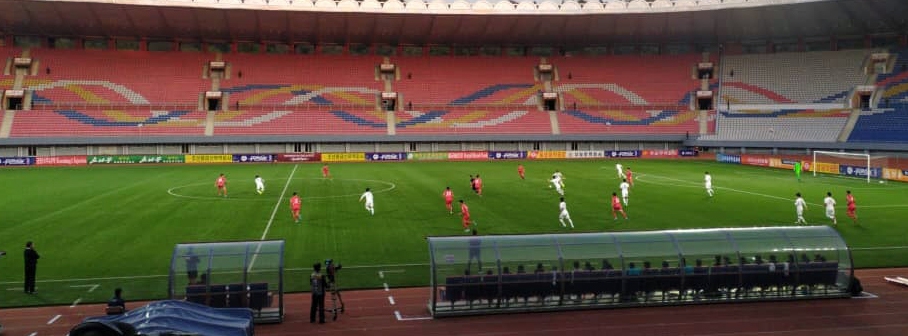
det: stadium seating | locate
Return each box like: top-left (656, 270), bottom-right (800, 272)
top-left (699, 110), bottom-right (849, 142)
top-left (393, 57), bottom-right (539, 105)
top-left (213, 109), bottom-right (388, 135)
top-left (554, 54), bottom-right (704, 106)
top-left (393, 108), bottom-right (553, 134)
top-left (557, 108), bottom-right (704, 135)
top-left (10, 109), bottom-right (207, 137)
top-left (221, 54), bottom-right (382, 106)
top-left (30, 49), bottom-right (209, 104)
top-left (720, 50), bottom-right (871, 105)
top-left (848, 49), bottom-right (908, 142)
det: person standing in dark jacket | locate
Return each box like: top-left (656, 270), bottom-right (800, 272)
top-left (310, 263), bottom-right (326, 324)
top-left (24, 241), bottom-right (39, 294)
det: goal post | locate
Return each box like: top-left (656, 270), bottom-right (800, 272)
top-left (812, 151), bottom-right (885, 183)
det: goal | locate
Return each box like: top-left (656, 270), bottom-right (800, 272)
top-left (812, 151), bottom-right (886, 183)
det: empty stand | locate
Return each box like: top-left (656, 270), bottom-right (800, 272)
top-left (720, 50), bottom-right (871, 105)
top-left (849, 49), bottom-right (908, 142)
top-left (700, 110), bottom-right (849, 142)
top-left (10, 109), bottom-right (207, 137)
top-left (30, 49), bottom-right (209, 105)
top-left (393, 108), bottom-right (552, 135)
top-left (213, 109), bottom-right (387, 135)
top-left (557, 108), bottom-right (702, 135)
top-left (394, 57), bottom-right (539, 106)
top-left (222, 54), bottom-right (382, 107)
top-left (554, 54), bottom-right (704, 107)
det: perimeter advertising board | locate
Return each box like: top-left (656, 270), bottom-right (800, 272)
top-left (36, 156), bottom-right (87, 166)
top-left (322, 152), bottom-right (366, 162)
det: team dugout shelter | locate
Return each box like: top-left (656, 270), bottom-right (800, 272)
top-left (427, 227), bottom-right (854, 317)
top-left (168, 240), bottom-right (285, 323)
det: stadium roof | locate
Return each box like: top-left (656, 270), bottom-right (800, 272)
top-left (0, 0), bottom-right (905, 45)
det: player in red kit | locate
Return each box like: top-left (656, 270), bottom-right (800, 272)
top-left (611, 192), bottom-right (628, 220)
top-left (290, 192), bottom-right (302, 223)
top-left (517, 165), bottom-right (525, 180)
top-left (443, 187), bottom-right (455, 214)
top-left (625, 167), bottom-right (634, 187)
top-left (459, 200), bottom-right (472, 232)
top-left (473, 175), bottom-right (483, 196)
top-left (321, 165), bottom-right (331, 179)
top-left (845, 190), bottom-right (857, 224)
top-left (215, 173), bottom-right (228, 197)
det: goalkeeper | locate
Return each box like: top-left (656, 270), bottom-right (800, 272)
top-left (794, 161), bottom-right (802, 182)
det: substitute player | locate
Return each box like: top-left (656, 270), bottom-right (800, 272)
top-left (254, 175), bottom-right (265, 195)
top-left (459, 200), bottom-right (472, 232)
top-left (215, 173), bottom-right (228, 197)
top-left (704, 172), bottom-right (714, 197)
top-left (473, 175), bottom-right (483, 196)
top-left (469, 175), bottom-right (476, 194)
top-left (517, 164), bottom-right (525, 180)
top-left (611, 192), bottom-right (628, 220)
top-left (794, 192), bottom-right (808, 225)
top-left (290, 192), bottom-right (302, 223)
top-left (322, 165), bottom-right (331, 180)
top-left (846, 190), bottom-right (857, 224)
top-left (823, 192), bottom-right (837, 226)
top-left (616, 163), bottom-right (625, 179)
top-left (359, 188), bottom-right (375, 215)
top-left (558, 197), bottom-right (574, 228)
top-left (625, 167), bottom-right (634, 187)
top-left (443, 187), bottom-right (455, 214)
top-left (550, 174), bottom-right (564, 196)
top-left (619, 179), bottom-right (630, 205)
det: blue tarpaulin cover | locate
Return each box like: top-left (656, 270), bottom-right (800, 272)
top-left (86, 300), bottom-right (253, 336)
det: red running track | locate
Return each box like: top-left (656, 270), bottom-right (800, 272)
top-left (2, 268), bottom-right (908, 336)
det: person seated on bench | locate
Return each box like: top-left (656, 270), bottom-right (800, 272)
top-left (502, 266), bottom-right (511, 274)
top-left (106, 288), bottom-right (126, 315)
top-left (516, 265), bottom-right (526, 274)
top-left (626, 262), bottom-right (641, 276)
top-left (534, 263), bottom-right (545, 275)
top-left (601, 259), bottom-right (614, 270)
top-left (584, 261), bottom-right (595, 271)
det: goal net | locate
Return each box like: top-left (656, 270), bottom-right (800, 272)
top-left (812, 151), bottom-right (886, 183)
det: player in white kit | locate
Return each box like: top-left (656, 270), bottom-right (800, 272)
top-left (616, 163), bottom-right (625, 179)
top-left (558, 197), bottom-right (574, 228)
top-left (823, 192), bottom-right (837, 225)
top-left (794, 192), bottom-right (808, 224)
top-left (254, 175), bottom-right (265, 195)
top-left (550, 175), bottom-right (564, 196)
top-left (359, 187), bottom-right (375, 215)
top-left (704, 172), bottom-right (714, 197)
top-left (553, 170), bottom-right (565, 188)
top-left (619, 179), bottom-right (630, 205)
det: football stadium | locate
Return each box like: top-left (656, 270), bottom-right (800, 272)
top-left (2, 0), bottom-right (908, 334)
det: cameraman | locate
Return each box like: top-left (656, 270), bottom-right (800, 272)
top-left (310, 263), bottom-right (326, 324)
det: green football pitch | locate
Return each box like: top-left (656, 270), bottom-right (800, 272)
top-left (1, 159), bottom-right (907, 307)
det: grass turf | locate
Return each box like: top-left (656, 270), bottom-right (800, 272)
top-left (0, 159), bottom-right (906, 307)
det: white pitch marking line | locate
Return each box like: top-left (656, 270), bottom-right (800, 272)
top-left (248, 164), bottom-right (298, 272)
top-left (388, 296), bottom-right (396, 305)
top-left (47, 314), bottom-right (61, 325)
top-left (70, 298), bottom-right (82, 307)
top-left (27, 332), bottom-right (37, 336)
top-left (394, 310), bottom-right (433, 321)
top-left (383, 283), bottom-right (389, 292)
top-left (6, 287), bottom-right (23, 291)
top-left (88, 284), bottom-right (99, 292)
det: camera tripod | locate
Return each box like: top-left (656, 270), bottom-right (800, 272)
top-left (327, 281), bottom-right (345, 321)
